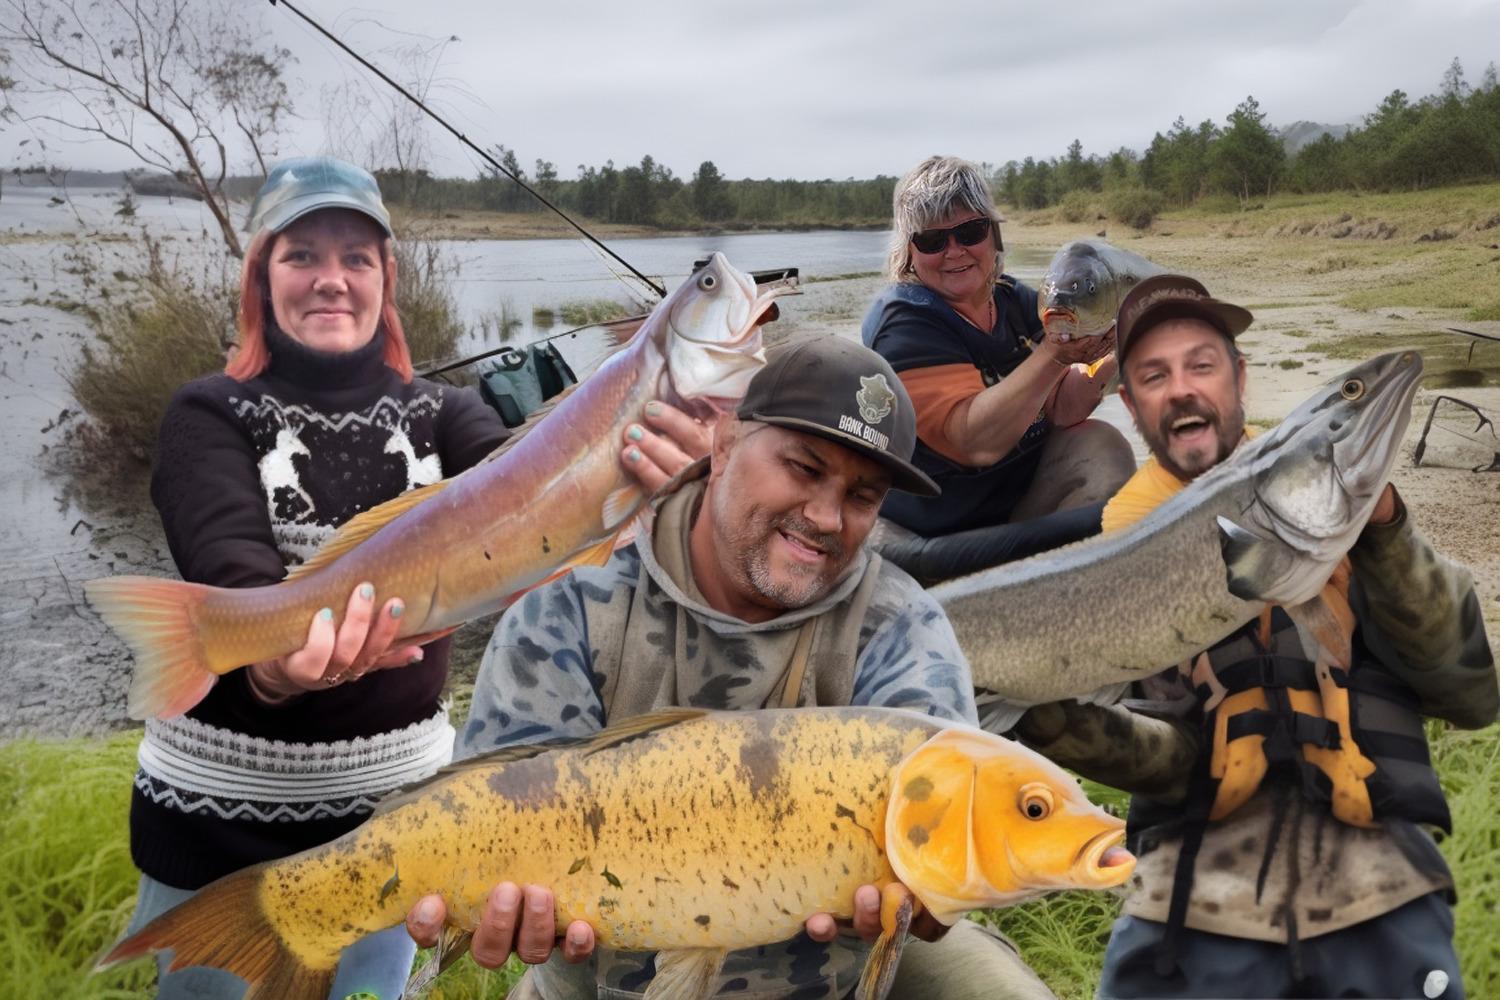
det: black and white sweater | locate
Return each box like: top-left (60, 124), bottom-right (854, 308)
top-left (131, 325), bottom-right (509, 889)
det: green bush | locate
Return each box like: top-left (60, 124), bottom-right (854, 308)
top-left (393, 239), bottom-right (467, 368)
top-left (66, 245), bottom-right (234, 467)
top-left (1058, 190), bottom-right (1099, 224)
top-left (557, 298), bottom-right (638, 327)
top-left (1107, 187), bottom-right (1165, 229)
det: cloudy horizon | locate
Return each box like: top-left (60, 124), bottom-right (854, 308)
top-left (3, 0), bottom-right (1498, 182)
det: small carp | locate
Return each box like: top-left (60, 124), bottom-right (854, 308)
top-left (99, 707), bottom-right (1133, 1000)
top-left (1037, 239), bottom-right (1163, 339)
top-left (86, 254), bottom-right (790, 719)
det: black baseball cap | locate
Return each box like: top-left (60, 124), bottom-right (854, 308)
top-left (736, 337), bottom-right (940, 496)
top-left (1115, 274), bottom-right (1254, 364)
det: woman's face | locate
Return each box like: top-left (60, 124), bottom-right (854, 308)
top-left (268, 209), bottom-right (386, 354)
top-left (909, 208), bottom-right (998, 307)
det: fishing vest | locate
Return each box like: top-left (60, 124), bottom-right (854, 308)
top-left (1179, 595), bottom-right (1450, 835)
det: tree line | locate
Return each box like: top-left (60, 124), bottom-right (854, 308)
top-left (998, 58), bottom-right (1500, 216)
top-left (378, 151), bottom-right (897, 230)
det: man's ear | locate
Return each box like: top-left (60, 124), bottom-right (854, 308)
top-left (1235, 354), bottom-right (1248, 400)
top-left (707, 413), bottom-right (739, 480)
top-left (1118, 375), bottom-right (1139, 424)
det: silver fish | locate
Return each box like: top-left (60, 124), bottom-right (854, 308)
top-left (936, 352), bottom-right (1424, 705)
top-left (1037, 240), bottom-right (1163, 339)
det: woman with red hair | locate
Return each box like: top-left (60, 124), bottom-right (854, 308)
top-left (120, 158), bottom-right (511, 998)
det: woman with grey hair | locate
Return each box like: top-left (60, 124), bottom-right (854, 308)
top-left (860, 155), bottom-right (1135, 583)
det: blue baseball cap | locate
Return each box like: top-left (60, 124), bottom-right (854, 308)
top-left (247, 157), bottom-right (393, 237)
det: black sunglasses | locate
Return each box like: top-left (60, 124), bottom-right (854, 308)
top-left (910, 217), bottom-right (1000, 255)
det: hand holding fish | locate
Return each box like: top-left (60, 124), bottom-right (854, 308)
top-left (621, 400), bottom-right (712, 493)
top-left (245, 582), bottom-right (423, 702)
top-left (403, 876), bottom-right (947, 970)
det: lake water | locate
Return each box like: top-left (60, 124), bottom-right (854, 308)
top-left (0, 181), bottom-right (1055, 736)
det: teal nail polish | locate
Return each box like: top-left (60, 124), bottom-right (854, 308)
top-left (359, 583), bottom-right (374, 600)
top-left (627, 448), bottom-right (641, 462)
top-left (627, 425), bottom-right (643, 442)
top-left (645, 401), bottom-right (661, 416)
top-left (318, 607), bottom-right (334, 622)
top-left (390, 603), bottom-right (404, 619)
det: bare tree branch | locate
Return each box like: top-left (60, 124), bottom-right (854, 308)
top-left (0, 0), bottom-right (296, 257)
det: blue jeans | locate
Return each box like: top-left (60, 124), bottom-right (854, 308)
top-left (125, 874), bottom-right (417, 1000)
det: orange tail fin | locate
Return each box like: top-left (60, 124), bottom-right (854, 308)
top-left (84, 576), bottom-right (219, 719)
top-left (98, 868), bottom-right (335, 1000)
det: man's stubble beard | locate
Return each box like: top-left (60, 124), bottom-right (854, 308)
top-left (710, 474), bottom-right (846, 612)
top-left (1139, 397), bottom-right (1246, 483)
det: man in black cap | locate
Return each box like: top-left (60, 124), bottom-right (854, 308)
top-left (407, 337), bottom-right (1056, 1000)
top-left (1014, 275), bottom-right (1494, 999)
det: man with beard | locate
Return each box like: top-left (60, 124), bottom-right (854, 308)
top-left (405, 336), bottom-right (1056, 1000)
top-left (1013, 275), bottom-right (1495, 999)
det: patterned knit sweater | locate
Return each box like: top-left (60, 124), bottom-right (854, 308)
top-left (131, 325), bottom-right (509, 889)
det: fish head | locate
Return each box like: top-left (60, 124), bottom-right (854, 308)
top-left (658, 253), bottom-right (791, 418)
top-left (1038, 241), bottom-right (1138, 339)
top-left (884, 727), bottom-right (1133, 924)
top-left (1221, 350), bottom-right (1423, 606)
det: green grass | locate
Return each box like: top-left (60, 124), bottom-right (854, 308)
top-left (556, 298), bottom-right (638, 327)
top-left (7, 723), bottom-right (1496, 999)
top-left (1277, 359), bottom-right (1305, 370)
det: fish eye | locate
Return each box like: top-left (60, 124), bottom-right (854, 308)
top-left (698, 272), bottom-right (718, 291)
top-left (1340, 378), bottom-right (1365, 400)
top-left (1018, 782), bottom-right (1054, 821)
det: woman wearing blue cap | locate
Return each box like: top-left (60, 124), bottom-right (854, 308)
top-left (118, 157), bottom-right (513, 998)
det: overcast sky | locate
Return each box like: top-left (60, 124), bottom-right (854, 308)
top-left (6, 0), bottom-right (1500, 181)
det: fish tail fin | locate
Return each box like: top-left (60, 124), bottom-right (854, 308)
top-left (84, 576), bottom-right (219, 719)
top-left (98, 868), bottom-right (335, 1000)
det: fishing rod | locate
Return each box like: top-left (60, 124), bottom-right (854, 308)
top-left (268, 0), bottom-right (668, 299)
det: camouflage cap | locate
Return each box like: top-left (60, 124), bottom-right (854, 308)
top-left (736, 337), bottom-right (940, 497)
top-left (1115, 273), bottom-right (1254, 363)
top-left (247, 157), bottom-right (393, 238)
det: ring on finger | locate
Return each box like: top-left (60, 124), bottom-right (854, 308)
top-left (324, 670), bottom-right (347, 687)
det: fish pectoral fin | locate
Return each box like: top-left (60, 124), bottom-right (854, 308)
top-left (602, 485), bottom-right (644, 530)
top-left (1215, 515), bottom-right (1281, 602)
top-left (284, 479), bottom-right (452, 581)
top-left (642, 948), bottom-right (727, 1000)
top-left (405, 928), bottom-right (473, 997)
top-left (856, 883), bottom-right (915, 1000)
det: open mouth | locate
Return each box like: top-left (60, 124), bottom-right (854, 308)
top-left (777, 528), bottom-right (828, 563)
top-left (1168, 414), bottom-right (1214, 444)
top-left (1075, 828), bottom-right (1135, 884)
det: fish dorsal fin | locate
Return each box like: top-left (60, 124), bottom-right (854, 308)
top-left (283, 479), bottom-right (452, 581)
top-left (581, 707), bottom-right (707, 756)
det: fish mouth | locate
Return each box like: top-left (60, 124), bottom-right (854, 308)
top-left (1073, 828), bottom-right (1135, 886)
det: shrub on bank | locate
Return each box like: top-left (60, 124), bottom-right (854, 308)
top-left (1108, 187), bottom-right (1165, 229)
top-left (1058, 190), bottom-right (1100, 225)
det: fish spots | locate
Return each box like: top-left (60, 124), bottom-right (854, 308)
top-left (584, 802), bottom-right (607, 844)
top-left (906, 825), bottom-right (930, 848)
top-left (902, 775), bottom-right (934, 802)
top-left (1210, 849), bottom-right (1236, 871)
top-left (722, 875), bottom-right (740, 891)
top-left (483, 549), bottom-right (491, 561)
top-left (542, 535), bottom-right (551, 554)
top-left (569, 857), bottom-right (589, 875)
top-left (602, 866), bottom-right (622, 889)
top-left (737, 734), bottom-right (781, 798)
top-left (834, 803), bottom-right (875, 842)
top-left (486, 755), bottom-right (561, 810)
top-left (1201, 901), bottom-right (1221, 915)
top-left (695, 914), bottom-right (711, 927)
top-left (379, 864), bottom-right (401, 904)
top-left (1307, 907), bottom-right (1332, 922)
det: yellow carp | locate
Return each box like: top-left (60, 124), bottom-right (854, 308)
top-left (100, 707), bottom-right (1133, 1000)
top-left (86, 254), bottom-right (788, 720)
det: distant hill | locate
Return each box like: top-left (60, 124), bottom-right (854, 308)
top-left (1277, 121), bottom-right (1354, 154)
